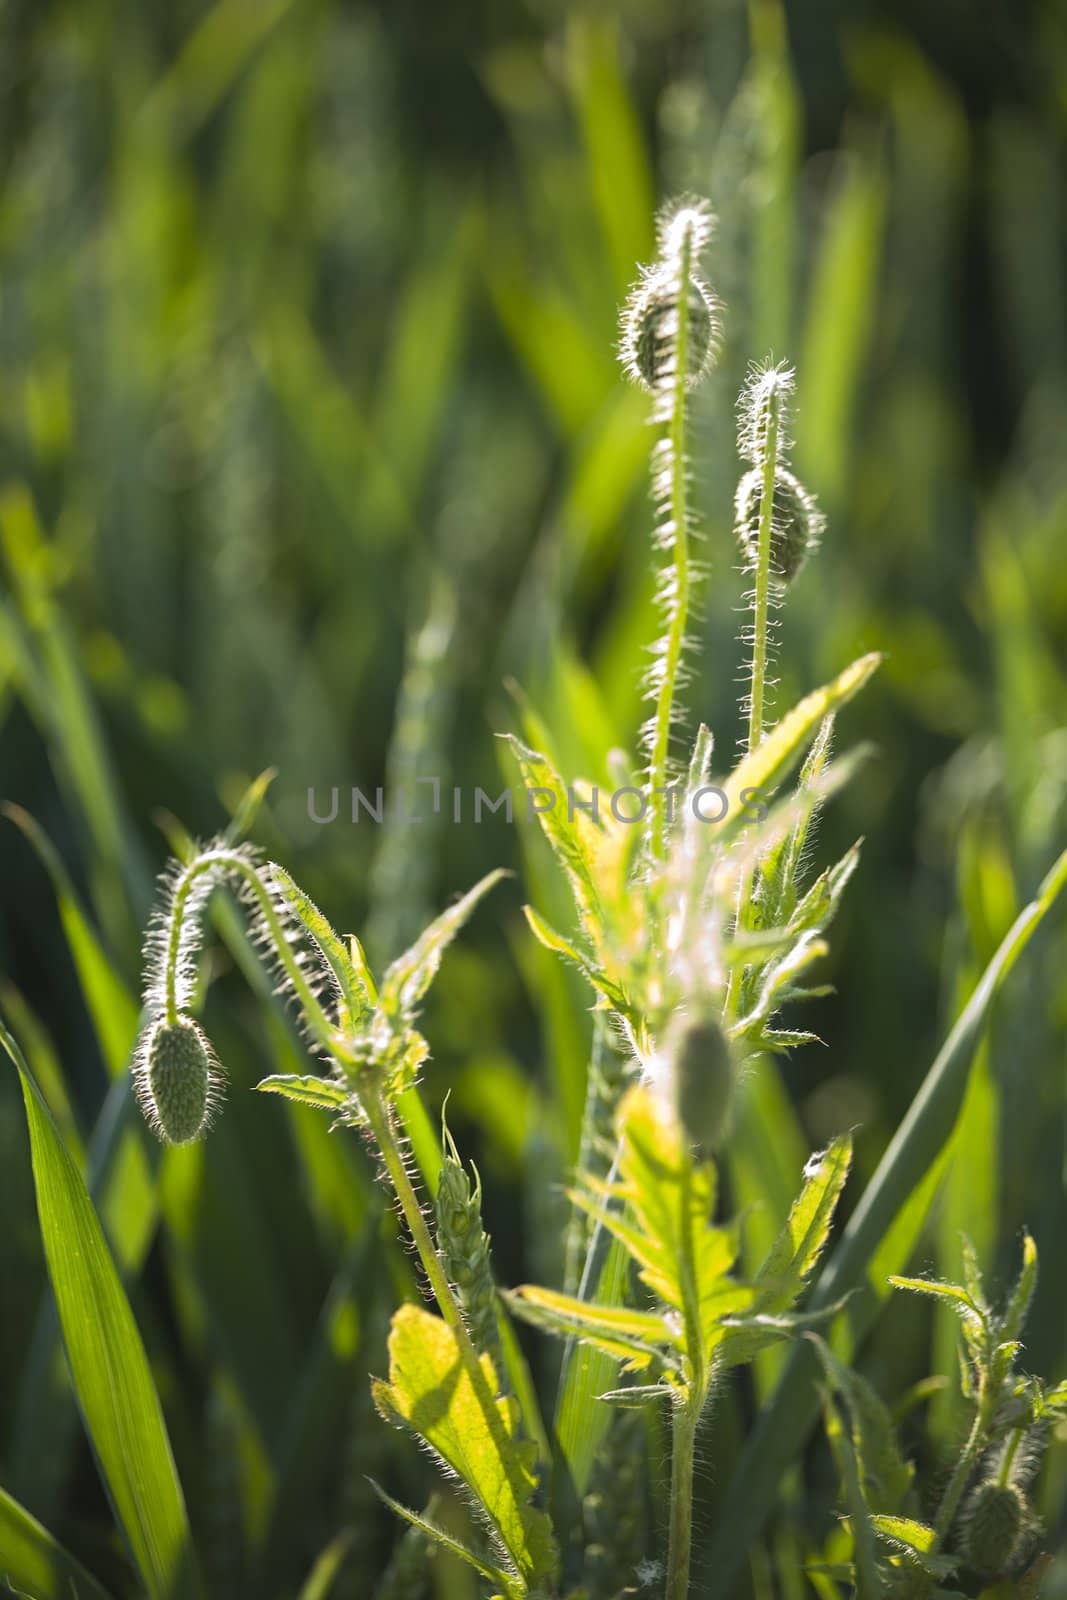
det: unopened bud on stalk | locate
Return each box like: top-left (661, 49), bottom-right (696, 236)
top-left (620, 197), bottom-right (720, 394)
top-left (135, 1014), bottom-right (222, 1144)
top-left (735, 465), bottom-right (823, 586)
top-left (665, 1009), bottom-right (734, 1153)
top-left (962, 1481), bottom-right (1032, 1578)
top-left (622, 271), bottom-right (719, 393)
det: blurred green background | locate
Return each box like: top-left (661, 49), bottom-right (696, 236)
top-left (1, 0), bottom-right (1065, 1594)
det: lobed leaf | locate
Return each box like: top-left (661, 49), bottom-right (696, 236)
top-left (382, 869), bottom-right (508, 1015)
top-left (255, 1073), bottom-right (349, 1111)
top-left (372, 1304), bottom-right (557, 1593)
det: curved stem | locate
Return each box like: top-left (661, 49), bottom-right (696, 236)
top-left (647, 230), bottom-right (694, 868)
top-left (164, 849), bottom-right (335, 1049)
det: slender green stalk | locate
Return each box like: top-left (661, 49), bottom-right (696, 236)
top-left (666, 1402), bottom-right (699, 1600)
top-left (648, 227), bottom-right (694, 867)
top-left (932, 1380), bottom-right (993, 1549)
top-left (666, 1158), bottom-right (708, 1600)
top-left (745, 397), bottom-right (781, 757)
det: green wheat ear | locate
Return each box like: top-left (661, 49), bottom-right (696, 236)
top-left (134, 1014), bottom-right (222, 1144)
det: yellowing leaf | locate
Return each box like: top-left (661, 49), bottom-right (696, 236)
top-left (722, 653), bottom-right (883, 816)
top-left (372, 1305), bottom-right (557, 1594)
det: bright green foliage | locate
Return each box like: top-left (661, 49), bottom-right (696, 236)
top-left (1, 1025), bottom-right (200, 1600)
top-left (0, 1484), bottom-right (117, 1600)
top-left (371, 1304), bottom-right (557, 1597)
top-left (512, 1089), bottom-right (851, 1407)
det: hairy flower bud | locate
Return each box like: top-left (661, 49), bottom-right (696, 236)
top-left (735, 465), bottom-right (823, 586)
top-left (135, 1014), bottom-right (222, 1145)
top-left (665, 1010), bottom-right (734, 1153)
top-left (962, 1481), bottom-right (1031, 1578)
top-left (621, 270), bottom-right (719, 394)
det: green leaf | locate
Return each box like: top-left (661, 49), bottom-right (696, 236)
top-left (504, 737), bottom-right (606, 940)
top-left (753, 715), bottom-right (836, 927)
top-left (371, 1304), bottom-right (557, 1594)
top-left (809, 1337), bottom-right (914, 1513)
top-left (295, 1531), bottom-right (352, 1600)
top-left (1, 1024), bottom-right (200, 1599)
top-left (887, 1275), bottom-right (981, 1314)
top-left (721, 653), bottom-right (883, 818)
top-left (521, 905), bottom-right (628, 1010)
top-left (0, 1483), bottom-right (117, 1600)
top-left (755, 1134), bottom-right (853, 1310)
top-left (269, 866), bottom-right (371, 1028)
top-left (506, 1284), bottom-right (672, 1369)
top-left (822, 1393), bottom-right (885, 1600)
top-left (3, 804), bottom-right (139, 1077)
top-left (255, 1073), bottom-right (349, 1111)
top-left (371, 1486), bottom-right (514, 1591)
top-left (869, 1516), bottom-right (937, 1554)
top-left (382, 870), bottom-right (508, 1015)
top-left (595, 1088), bottom-right (747, 1373)
top-left (223, 766), bottom-right (278, 846)
top-left (1000, 1229), bottom-right (1038, 1341)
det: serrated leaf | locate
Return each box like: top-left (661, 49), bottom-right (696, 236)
top-left (255, 1073), bottom-right (349, 1110)
top-left (504, 737), bottom-right (606, 939)
top-left (888, 1275), bottom-right (984, 1337)
top-left (1000, 1230), bottom-right (1037, 1342)
top-left (371, 1485), bottom-right (516, 1590)
top-left (521, 905), bottom-right (629, 1011)
top-left (269, 865), bottom-right (370, 1028)
top-left (810, 1337), bottom-right (914, 1514)
top-left (506, 1285), bottom-right (673, 1368)
top-left (753, 715), bottom-right (836, 928)
top-left (383, 870), bottom-right (507, 1015)
top-left (372, 1304), bottom-right (556, 1592)
top-left (607, 1087), bottom-right (744, 1369)
top-left (869, 1516), bottom-right (937, 1554)
top-left (755, 1135), bottom-right (853, 1310)
top-left (721, 653), bottom-right (883, 818)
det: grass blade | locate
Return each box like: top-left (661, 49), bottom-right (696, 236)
top-left (0, 1483), bottom-right (117, 1600)
top-left (2, 1024), bottom-right (201, 1600)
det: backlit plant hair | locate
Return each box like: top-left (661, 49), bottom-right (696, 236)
top-left (620, 197), bottom-right (720, 869)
